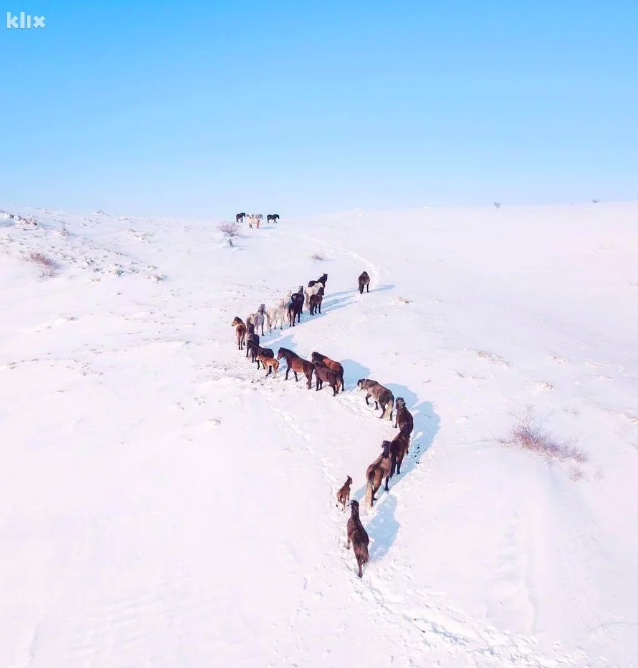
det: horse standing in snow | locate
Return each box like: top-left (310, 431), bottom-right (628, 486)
top-left (256, 352), bottom-right (279, 376)
top-left (267, 214), bottom-right (280, 223)
top-left (265, 304), bottom-right (286, 332)
top-left (311, 352), bottom-right (344, 389)
top-left (394, 397), bottom-right (414, 440)
top-left (365, 440), bottom-right (392, 508)
top-left (304, 273), bottom-right (328, 309)
top-left (388, 429), bottom-right (410, 479)
top-left (336, 476), bottom-right (352, 511)
top-left (309, 287), bottom-right (324, 315)
top-left (357, 379), bottom-right (394, 421)
top-left (252, 345), bottom-right (274, 365)
top-left (347, 500), bottom-right (369, 577)
top-left (277, 347), bottom-right (314, 388)
top-left (236, 212), bottom-right (246, 223)
top-left (358, 271), bottom-right (370, 294)
top-left (231, 317), bottom-right (247, 350)
top-left (288, 288), bottom-right (304, 326)
top-left (248, 305), bottom-right (268, 336)
top-left (313, 361), bottom-right (341, 396)
top-left (246, 324), bottom-right (260, 359)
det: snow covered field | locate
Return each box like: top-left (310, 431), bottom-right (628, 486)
top-left (1, 202), bottom-right (637, 668)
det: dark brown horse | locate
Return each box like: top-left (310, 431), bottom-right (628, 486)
top-left (277, 347), bottom-right (314, 388)
top-left (394, 397), bottom-right (414, 443)
top-left (267, 214), bottom-right (280, 223)
top-left (346, 500), bottom-right (369, 578)
top-left (236, 212), bottom-right (246, 223)
top-left (389, 429), bottom-right (410, 479)
top-left (311, 352), bottom-right (344, 389)
top-left (313, 362), bottom-right (340, 396)
top-left (358, 271), bottom-right (370, 294)
top-left (308, 273), bottom-right (328, 288)
top-left (231, 317), bottom-right (247, 350)
top-left (246, 324), bottom-right (259, 359)
top-left (287, 288), bottom-right (304, 326)
top-left (309, 287), bottom-right (324, 315)
top-left (365, 440), bottom-right (392, 508)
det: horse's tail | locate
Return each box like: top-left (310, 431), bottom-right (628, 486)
top-left (365, 471), bottom-right (374, 508)
top-left (390, 452), bottom-right (398, 479)
top-left (339, 368), bottom-right (345, 392)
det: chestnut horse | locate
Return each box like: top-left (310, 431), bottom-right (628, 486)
top-left (277, 347), bottom-right (314, 388)
top-left (311, 352), bottom-right (344, 389)
top-left (231, 317), bottom-right (247, 350)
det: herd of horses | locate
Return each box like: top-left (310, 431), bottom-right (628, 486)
top-left (230, 268), bottom-right (415, 578)
top-left (235, 212), bottom-right (280, 228)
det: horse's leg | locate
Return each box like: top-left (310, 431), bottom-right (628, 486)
top-left (384, 475), bottom-right (390, 492)
top-left (294, 370), bottom-right (299, 382)
top-left (365, 394), bottom-right (370, 405)
top-left (285, 367), bottom-right (290, 380)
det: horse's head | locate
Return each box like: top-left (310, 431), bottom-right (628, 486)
top-left (395, 397), bottom-right (405, 409)
top-left (346, 476), bottom-right (353, 485)
top-left (232, 317), bottom-right (242, 326)
top-left (357, 379), bottom-right (366, 389)
top-left (350, 499), bottom-right (360, 512)
top-left (277, 348), bottom-right (286, 359)
top-left (381, 440), bottom-right (391, 456)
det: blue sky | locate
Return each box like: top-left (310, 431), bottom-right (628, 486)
top-left (1, 0), bottom-right (636, 218)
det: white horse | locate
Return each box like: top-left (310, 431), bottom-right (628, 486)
top-left (247, 305), bottom-right (269, 336)
top-left (266, 304), bottom-right (286, 331)
top-left (281, 290), bottom-right (292, 307)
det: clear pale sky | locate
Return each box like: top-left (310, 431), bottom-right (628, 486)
top-left (1, 0), bottom-right (636, 218)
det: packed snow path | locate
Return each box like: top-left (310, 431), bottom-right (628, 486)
top-left (1, 204), bottom-right (637, 667)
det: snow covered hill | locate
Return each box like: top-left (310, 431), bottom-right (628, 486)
top-left (1, 202), bottom-right (637, 668)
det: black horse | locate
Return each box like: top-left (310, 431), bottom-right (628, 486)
top-left (267, 214), bottom-right (280, 223)
top-left (236, 212), bottom-right (246, 223)
top-left (288, 287), bottom-right (304, 326)
top-left (308, 273), bottom-right (328, 288)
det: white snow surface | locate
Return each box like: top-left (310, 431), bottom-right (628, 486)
top-left (1, 202), bottom-right (637, 667)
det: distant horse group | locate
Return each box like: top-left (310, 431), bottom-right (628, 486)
top-left (230, 263), bottom-right (414, 578)
top-left (235, 212), bottom-right (280, 227)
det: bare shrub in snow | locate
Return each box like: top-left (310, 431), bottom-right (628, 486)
top-left (311, 253), bottom-right (325, 261)
top-left (494, 201), bottom-right (501, 209)
top-left (502, 410), bottom-right (588, 467)
top-left (27, 252), bottom-right (59, 278)
top-left (219, 222), bottom-right (240, 246)
top-left (592, 199), bottom-right (600, 204)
